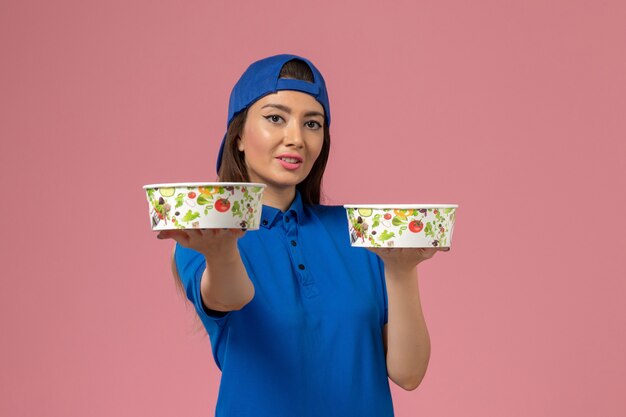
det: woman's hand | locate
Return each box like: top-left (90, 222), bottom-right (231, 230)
top-left (366, 247), bottom-right (450, 273)
top-left (157, 228), bottom-right (246, 261)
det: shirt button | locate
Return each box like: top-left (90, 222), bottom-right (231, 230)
top-left (285, 217), bottom-right (290, 223)
top-left (298, 264), bottom-right (305, 270)
top-left (262, 219), bottom-right (268, 226)
top-left (291, 240), bottom-right (297, 247)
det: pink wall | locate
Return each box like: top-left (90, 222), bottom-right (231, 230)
top-left (2, 0), bottom-right (625, 416)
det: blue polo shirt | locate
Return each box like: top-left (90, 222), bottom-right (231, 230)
top-left (174, 190), bottom-right (393, 417)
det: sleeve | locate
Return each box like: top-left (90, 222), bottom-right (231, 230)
top-left (173, 242), bottom-right (231, 323)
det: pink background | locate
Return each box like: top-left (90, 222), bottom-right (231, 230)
top-left (1, 0), bottom-right (625, 416)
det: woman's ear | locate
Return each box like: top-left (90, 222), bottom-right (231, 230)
top-left (237, 136), bottom-right (244, 152)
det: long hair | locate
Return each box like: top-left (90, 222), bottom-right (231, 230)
top-left (217, 58), bottom-right (331, 205)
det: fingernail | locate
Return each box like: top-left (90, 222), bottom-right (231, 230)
top-left (443, 247), bottom-right (450, 251)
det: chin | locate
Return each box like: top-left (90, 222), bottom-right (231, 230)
top-left (263, 175), bottom-right (305, 189)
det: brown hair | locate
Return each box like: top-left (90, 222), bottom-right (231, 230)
top-left (217, 58), bottom-right (331, 204)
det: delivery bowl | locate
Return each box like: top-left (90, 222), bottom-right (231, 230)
top-left (344, 204), bottom-right (458, 248)
top-left (143, 182), bottom-right (266, 230)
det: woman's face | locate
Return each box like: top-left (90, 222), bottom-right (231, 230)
top-left (237, 90), bottom-right (325, 192)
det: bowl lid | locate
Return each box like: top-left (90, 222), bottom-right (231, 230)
top-left (143, 182), bottom-right (267, 189)
top-left (343, 204), bottom-right (458, 209)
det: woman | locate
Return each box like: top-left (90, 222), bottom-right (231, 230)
top-left (157, 54), bottom-right (448, 417)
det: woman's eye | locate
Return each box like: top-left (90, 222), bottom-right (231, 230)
top-left (265, 115), bottom-right (283, 123)
top-left (306, 121), bottom-right (322, 129)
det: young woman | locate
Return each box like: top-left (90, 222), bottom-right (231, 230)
top-left (157, 54), bottom-right (448, 417)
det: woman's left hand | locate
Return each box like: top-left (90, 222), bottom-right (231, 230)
top-left (366, 247), bottom-right (450, 273)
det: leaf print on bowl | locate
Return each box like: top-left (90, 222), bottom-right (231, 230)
top-left (143, 183), bottom-right (266, 230)
top-left (344, 205), bottom-right (458, 248)
top-left (379, 230), bottom-right (395, 242)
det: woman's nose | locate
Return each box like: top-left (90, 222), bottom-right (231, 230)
top-left (283, 122), bottom-right (304, 147)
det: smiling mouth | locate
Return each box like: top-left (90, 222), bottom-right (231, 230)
top-left (277, 157), bottom-right (302, 164)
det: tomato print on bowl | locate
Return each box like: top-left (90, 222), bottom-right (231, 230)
top-left (143, 182), bottom-right (266, 230)
top-left (343, 204), bottom-right (458, 248)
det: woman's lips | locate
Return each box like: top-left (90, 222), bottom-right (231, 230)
top-left (276, 158), bottom-right (302, 170)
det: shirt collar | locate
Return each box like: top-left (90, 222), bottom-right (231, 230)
top-left (259, 189), bottom-right (304, 229)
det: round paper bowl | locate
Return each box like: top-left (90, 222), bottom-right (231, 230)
top-left (343, 204), bottom-right (458, 248)
top-left (143, 182), bottom-right (266, 230)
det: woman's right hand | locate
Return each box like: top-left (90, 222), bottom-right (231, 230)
top-left (157, 228), bottom-right (246, 260)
